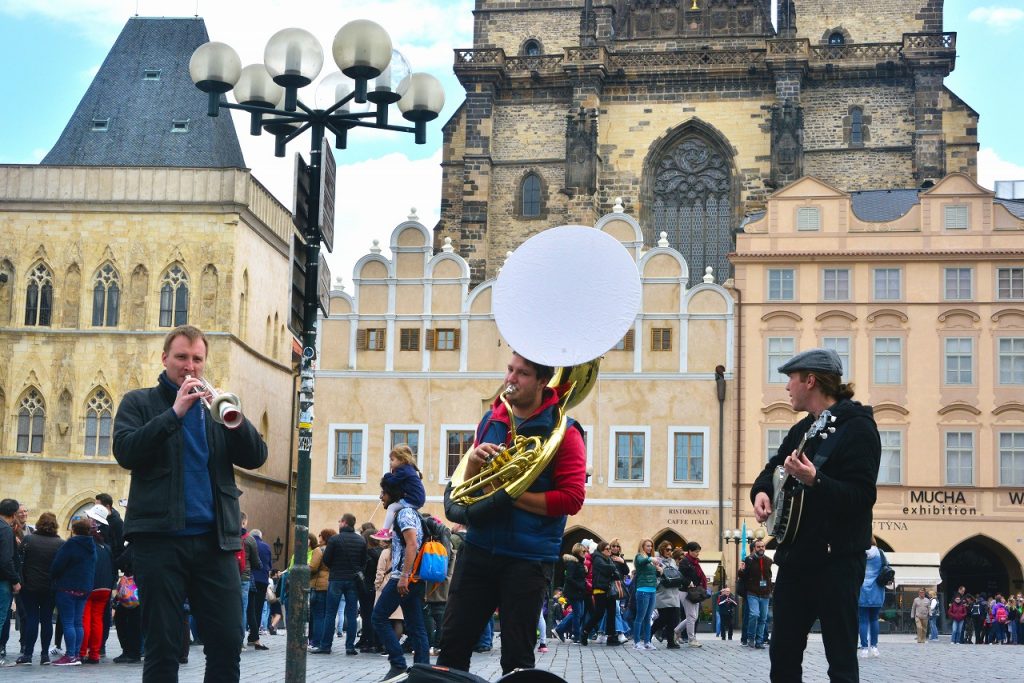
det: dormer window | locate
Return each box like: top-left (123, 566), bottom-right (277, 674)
top-left (91, 118), bottom-right (109, 132)
top-left (143, 69), bottom-right (161, 80)
top-left (171, 119), bottom-right (190, 133)
top-left (797, 206), bottom-right (821, 231)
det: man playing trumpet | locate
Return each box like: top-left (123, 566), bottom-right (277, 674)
top-left (438, 351), bottom-right (586, 675)
top-left (113, 325), bottom-right (267, 682)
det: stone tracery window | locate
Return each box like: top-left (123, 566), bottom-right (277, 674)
top-left (92, 262), bottom-right (121, 327)
top-left (159, 264), bottom-right (189, 327)
top-left (647, 135), bottom-right (734, 280)
top-left (25, 262), bottom-right (53, 326)
top-left (17, 389), bottom-right (45, 453)
top-left (84, 388), bottom-right (114, 457)
top-left (521, 173), bottom-right (542, 217)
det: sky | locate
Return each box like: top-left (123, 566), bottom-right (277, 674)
top-left (0, 0), bottom-right (1021, 288)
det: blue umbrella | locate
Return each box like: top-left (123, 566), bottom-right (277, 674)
top-left (740, 521), bottom-right (748, 562)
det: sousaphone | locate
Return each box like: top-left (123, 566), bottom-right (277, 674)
top-left (445, 225), bottom-right (641, 521)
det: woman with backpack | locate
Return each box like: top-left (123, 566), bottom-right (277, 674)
top-left (857, 538), bottom-right (885, 658)
top-left (579, 542), bottom-right (621, 647)
top-left (990, 594), bottom-right (1009, 644)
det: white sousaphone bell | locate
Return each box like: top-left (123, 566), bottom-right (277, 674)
top-left (445, 225), bottom-right (642, 514)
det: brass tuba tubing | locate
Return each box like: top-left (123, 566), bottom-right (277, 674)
top-left (186, 375), bottom-right (243, 429)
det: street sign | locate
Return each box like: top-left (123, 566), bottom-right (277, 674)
top-left (320, 137), bottom-right (336, 253)
top-left (288, 234), bottom-right (332, 339)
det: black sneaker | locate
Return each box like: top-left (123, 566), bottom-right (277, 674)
top-left (113, 655), bottom-right (141, 664)
top-left (380, 664), bottom-right (407, 682)
top-left (15, 655), bottom-right (32, 665)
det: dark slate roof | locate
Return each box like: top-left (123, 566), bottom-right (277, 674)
top-left (849, 189), bottom-right (921, 222)
top-left (996, 198), bottom-right (1024, 219)
top-left (42, 17), bottom-right (244, 168)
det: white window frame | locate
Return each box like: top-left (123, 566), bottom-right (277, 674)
top-left (821, 336), bottom-right (851, 383)
top-left (438, 423), bottom-right (477, 484)
top-left (796, 206), bottom-right (821, 231)
top-left (943, 337), bottom-right (974, 385)
top-left (383, 423), bottom-right (425, 474)
top-left (943, 204), bottom-right (969, 230)
top-left (580, 425), bottom-right (594, 487)
top-left (667, 426), bottom-right (710, 488)
top-left (998, 432), bottom-right (1024, 487)
top-left (996, 267), bottom-right (1024, 301)
top-left (767, 337), bottom-right (796, 384)
top-left (767, 268), bottom-right (795, 301)
top-left (608, 426), bottom-right (651, 488)
top-left (822, 268), bottom-right (851, 301)
top-left (877, 429), bottom-right (903, 485)
top-left (873, 267), bottom-right (901, 301)
top-left (765, 428), bottom-right (788, 464)
top-left (997, 337), bottom-right (1024, 385)
top-left (943, 267), bottom-right (973, 301)
top-left (327, 423), bottom-right (368, 483)
top-left (873, 337), bottom-right (903, 385)
top-left (944, 431), bottom-right (975, 486)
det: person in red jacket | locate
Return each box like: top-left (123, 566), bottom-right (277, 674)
top-left (947, 595), bottom-right (967, 644)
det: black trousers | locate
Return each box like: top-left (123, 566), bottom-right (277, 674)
top-left (423, 601), bottom-right (446, 648)
top-left (247, 582), bottom-right (268, 643)
top-left (582, 592), bottom-right (618, 641)
top-left (720, 614), bottom-right (734, 639)
top-left (114, 604), bottom-right (142, 658)
top-left (436, 543), bottom-right (550, 674)
top-left (769, 553), bottom-right (865, 683)
top-left (357, 585), bottom-right (378, 649)
top-left (134, 533), bottom-right (242, 683)
top-left (652, 605), bottom-right (680, 645)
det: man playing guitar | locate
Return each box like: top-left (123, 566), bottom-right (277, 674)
top-left (751, 348), bottom-right (880, 683)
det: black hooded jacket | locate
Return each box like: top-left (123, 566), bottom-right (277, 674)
top-left (751, 398), bottom-right (880, 567)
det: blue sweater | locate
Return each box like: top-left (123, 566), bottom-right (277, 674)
top-left (50, 535), bottom-right (97, 593)
top-left (158, 372), bottom-right (215, 534)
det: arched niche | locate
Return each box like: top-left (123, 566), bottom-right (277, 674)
top-left (941, 535), bottom-right (1023, 596)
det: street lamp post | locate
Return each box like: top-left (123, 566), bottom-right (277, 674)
top-left (189, 21), bottom-right (444, 682)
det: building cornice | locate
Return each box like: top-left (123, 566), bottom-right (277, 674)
top-left (732, 249), bottom-right (1024, 261)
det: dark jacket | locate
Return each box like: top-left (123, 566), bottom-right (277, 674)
top-left (112, 373), bottom-right (268, 551)
top-left (382, 464), bottom-right (426, 508)
top-left (104, 508), bottom-right (125, 557)
top-left (91, 540), bottom-right (117, 591)
top-left (0, 518), bottom-right (18, 583)
top-left (50, 535), bottom-right (97, 593)
top-left (751, 398), bottom-right (880, 567)
top-left (463, 387), bottom-right (586, 562)
top-left (252, 536), bottom-right (273, 585)
top-left (322, 526), bottom-right (367, 581)
top-left (561, 554), bottom-right (587, 600)
top-left (742, 552), bottom-right (774, 597)
top-left (362, 545), bottom-right (382, 594)
top-left (240, 532), bottom-right (261, 583)
top-left (21, 532), bottom-right (64, 592)
top-left (589, 551), bottom-right (615, 592)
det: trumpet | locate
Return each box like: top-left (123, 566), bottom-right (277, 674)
top-left (186, 375), bottom-right (243, 429)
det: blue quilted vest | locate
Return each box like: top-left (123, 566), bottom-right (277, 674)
top-left (464, 401), bottom-right (580, 562)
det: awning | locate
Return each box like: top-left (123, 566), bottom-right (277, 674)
top-left (886, 552), bottom-right (942, 587)
top-left (699, 550), bottom-right (723, 583)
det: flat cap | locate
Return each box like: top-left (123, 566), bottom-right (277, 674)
top-left (777, 347), bottom-right (843, 376)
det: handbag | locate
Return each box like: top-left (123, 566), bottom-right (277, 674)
top-left (116, 574), bottom-right (139, 609)
top-left (609, 580), bottom-right (624, 600)
top-left (659, 564), bottom-right (684, 588)
top-left (686, 586), bottom-right (709, 604)
top-left (875, 549), bottom-right (895, 587)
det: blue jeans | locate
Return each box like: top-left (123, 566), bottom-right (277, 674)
top-left (55, 591), bottom-right (87, 658)
top-left (858, 606), bottom-right (880, 647)
top-left (309, 590), bottom-right (329, 649)
top-left (951, 619), bottom-right (964, 643)
top-left (0, 582), bottom-right (12, 646)
top-left (928, 615), bottom-right (939, 640)
top-left (372, 578), bottom-right (428, 669)
top-left (476, 617), bottom-right (493, 649)
top-left (240, 579), bottom-right (250, 642)
top-left (746, 594), bottom-right (770, 645)
top-left (556, 599), bottom-right (584, 641)
top-left (323, 579), bottom-right (360, 652)
top-left (633, 591), bottom-right (656, 644)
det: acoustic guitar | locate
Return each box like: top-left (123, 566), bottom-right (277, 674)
top-left (765, 409), bottom-right (836, 544)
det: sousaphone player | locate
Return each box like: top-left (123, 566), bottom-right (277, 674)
top-left (438, 226), bottom-right (641, 676)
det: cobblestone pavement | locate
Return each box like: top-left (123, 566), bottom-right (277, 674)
top-left (5, 632), bottom-right (1024, 682)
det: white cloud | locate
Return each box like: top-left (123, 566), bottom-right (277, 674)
top-left (976, 148), bottom-right (1024, 191)
top-left (967, 7), bottom-right (1024, 31)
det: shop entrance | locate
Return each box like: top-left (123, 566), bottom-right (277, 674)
top-left (941, 535), bottom-right (1022, 596)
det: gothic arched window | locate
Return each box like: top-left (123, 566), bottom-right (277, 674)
top-left (17, 389), bottom-right (45, 453)
top-left (522, 39), bottom-right (542, 56)
top-left (645, 134), bottom-right (734, 280)
top-left (84, 389), bottom-right (114, 456)
top-left (159, 264), bottom-right (189, 327)
top-left (24, 262), bottom-right (53, 326)
top-left (828, 32), bottom-right (845, 45)
top-left (521, 173), bottom-right (541, 217)
top-left (92, 263), bottom-right (121, 327)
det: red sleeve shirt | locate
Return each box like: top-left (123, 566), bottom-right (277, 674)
top-left (543, 425), bottom-right (587, 516)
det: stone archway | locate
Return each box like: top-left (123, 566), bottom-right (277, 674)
top-left (941, 535), bottom-right (1022, 596)
top-left (554, 525), bottom-right (604, 589)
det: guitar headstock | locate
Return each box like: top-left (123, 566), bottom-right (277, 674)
top-left (806, 409), bottom-right (837, 440)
